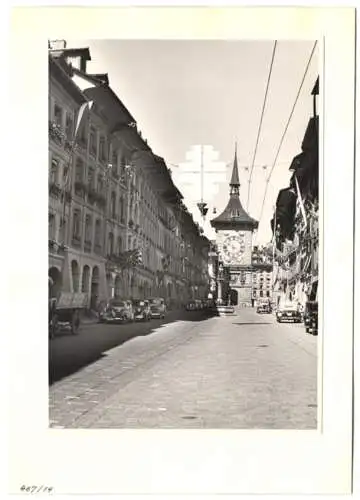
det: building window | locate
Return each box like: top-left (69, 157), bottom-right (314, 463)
top-left (95, 219), bottom-right (101, 246)
top-left (72, 210), bottom-right (81, 239)
top-left (75, 158), bottom-right (84, 183)
top-left (99, 136), bottom-right (106, 162)
top-left (78, 122), bottom-right (87, 146)
top-left (85, 215), bottom-right (92, 242)
top-left (49, 212), bottom-right (56, 240)
top-left (260, 290), bottom-right (263, 297)
top-left (88, 167), bottom-right (95, 189)
top-left (89, 128), bottom-right (97, 156)
top-left (50, 157), bottom-right (59, 183)
top-left (54, 104), bottom-right (62, 127)
top-left (112, 150), bottom-right (118, 174)
top-left (128, 236), bottom-right (132, 249)
top-left (119, 154), bottom-right (126, 177)
top-left (97, 174), bottom-right (104, 193)
top-left (117, 236), bottom-right (122, 255)
top-left (134, 205), bottom-right (139, 223)
top-left (266, 291), bottom-right (270, 297)
top-left (108, 232), bottom-right (114, 256)
top-left (65, 113), bottom-right (74, 139)
top-left (111, 192), bottom-right (116, 218)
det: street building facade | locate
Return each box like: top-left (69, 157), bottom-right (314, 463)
top-left (48, 41), bottom-right (210, 310)
top-left (271, 77), bottom-right (319, 308)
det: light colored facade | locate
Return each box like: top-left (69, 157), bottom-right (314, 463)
top-left (49, 53), bottom-right (108, 306)
top-left (48, 42), bottom-right (210, 309)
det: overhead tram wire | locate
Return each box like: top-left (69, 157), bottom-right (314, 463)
top-left (246, 40), bottom-right (277, 211)
top-left (256, 40), bottom-right (318, 239)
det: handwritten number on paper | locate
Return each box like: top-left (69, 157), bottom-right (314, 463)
top-left (20, 485), bottom-right (53, 494)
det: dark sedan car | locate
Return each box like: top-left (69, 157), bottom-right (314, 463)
top-left (99, 299), bottom-right (134, 324)
top-left (304, 301), bottom-right (318, 335)
top-left (276, 303), bottom-right (302, 323)
top-left (132, 299), bottom-right (151, 321)
top-left (150, 305), bottom-right (166, 319)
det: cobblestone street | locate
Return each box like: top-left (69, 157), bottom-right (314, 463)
top-left (49, 308), bottom-right (317, 429)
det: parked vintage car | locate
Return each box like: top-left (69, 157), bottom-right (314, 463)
top-left (276, 302), bottom-right (302, 323)
top-left (148, 298), bottom-right (166, 318)
top-left (195, 299), bottom-right (203, 310)
top-left (132, 299), bottom-right (151, 321)
top-left (185, 300), bottom-right (197, 311)
top-left (149, 304), bottom-right (166, 319)
top-left (100, 299), bottom-right (134, 324)
top-left (304, 301), bottom-right (318, 335)
top-left (257, 301), bottom-right (272, 314)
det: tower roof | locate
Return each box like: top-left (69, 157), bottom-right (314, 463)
top-left (210, 194), bottom-right (259, 229)
top-left (210, 143), bottom-right (258, 230)
top-left (230, 142), bottom-right (240, 186)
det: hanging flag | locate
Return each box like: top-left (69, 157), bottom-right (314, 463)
top-left (74, 100), bottom-right (94, 138)
top-left (294, 174), bottom-right (307, 229)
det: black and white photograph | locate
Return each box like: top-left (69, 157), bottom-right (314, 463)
top-left (48, 37), bottom-right (320, 430)
top-left (8, 5), bottom-right (355, 496)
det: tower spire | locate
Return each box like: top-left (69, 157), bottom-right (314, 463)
top-left (230, 142), bottom-right (240, 195)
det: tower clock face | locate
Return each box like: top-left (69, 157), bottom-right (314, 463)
top-left (222, 233), bottom-right (246, 264)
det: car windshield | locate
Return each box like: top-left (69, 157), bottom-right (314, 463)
top-left (306, 303), bottom-right (318, 312)
top-left (133, 300), bottom-right (145, 306)
top-left (282, 303), bottom-right (296, 309)
top-left (110, 300), bottom-right (125, 307)
top-left (150, 299), bottom-right (163, 305)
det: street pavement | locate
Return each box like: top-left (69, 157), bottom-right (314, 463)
top-left (49, 307), bottom-right (317, 429)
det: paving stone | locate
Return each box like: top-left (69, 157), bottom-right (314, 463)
top-left (50, 309), bottom-right (317, 429)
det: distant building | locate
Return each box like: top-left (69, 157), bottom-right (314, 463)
top-left (251, 246), bottom-right (274, 304)
top-left (211, 145), bottom-right (258, 306)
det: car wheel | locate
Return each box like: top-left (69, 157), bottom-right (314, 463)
top-left (71, 310), bottom-right (80, 335)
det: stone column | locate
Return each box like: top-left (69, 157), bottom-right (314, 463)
top-left (217, 281), bottom-right (222, 303)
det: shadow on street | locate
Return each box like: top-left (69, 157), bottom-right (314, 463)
top-left (49, 309), bottom-right (219, 385)
top-left (232, 322), bottom-right (273, 326)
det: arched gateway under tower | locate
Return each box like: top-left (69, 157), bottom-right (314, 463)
top-left (210, 144), bottom-right (258, 306)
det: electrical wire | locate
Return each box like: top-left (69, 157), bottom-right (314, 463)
top-left (246, 40), bottom-right (277, 210)
top-left (256, 41), bottom-right (318, 240)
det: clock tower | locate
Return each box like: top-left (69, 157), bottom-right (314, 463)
top-left (210, 144), bottom-right (258, 306)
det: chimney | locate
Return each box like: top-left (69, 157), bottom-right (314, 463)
top-left (49, 39), bottom-right (67, 50)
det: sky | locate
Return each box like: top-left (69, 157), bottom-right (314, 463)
top-left (67, 39), bottom-right (318, 244)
